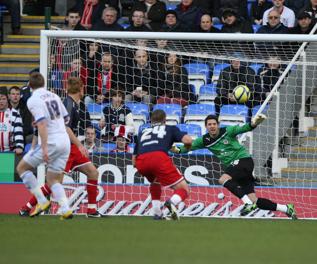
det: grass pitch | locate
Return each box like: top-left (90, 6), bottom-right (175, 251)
top-left (0, 215), bottom-right (316, 264)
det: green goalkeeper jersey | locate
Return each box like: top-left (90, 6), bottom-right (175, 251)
top-left (179, 123), bottom-right (254, 168)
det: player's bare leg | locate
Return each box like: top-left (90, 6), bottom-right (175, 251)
top-left (17, 160), bottom-right (50, 216)
top-left (164, 180), bottom-right (189, 220)
top-left (77, 163), bottom-right (103, 217)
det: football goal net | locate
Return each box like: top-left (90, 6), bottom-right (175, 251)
top-left (39, 30), bottom-right (317, 219)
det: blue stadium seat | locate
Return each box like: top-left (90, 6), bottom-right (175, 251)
top-left (153, 104), bottom-right (182, 125)
top-left (249, 63), bottom-right (264, 74)
top-left (167, 4), bottom-right (177, 10)
top-left (91, 120), bottom-right (102, 138)
top-left (252, 104), bottom-right (269, 116)
top-left (87, 103), bottom-right (108, 119)
top-left (212, 63), bottom-right (230, 82)
top-left (121, 23), bottom-right (130, 29)
top-left (184, 104), bottom-right (216, 134)
top-left (184, 63), bottom-right (210, 94)
top-left (177, 124), bottom-right (202, 138)
top-left (125, 103), bottom-right (150, 133)
top-left (219, 105), bottom-right (249, 126)
top-left (213, 24), bottom-right (223, 30)
top-left (190, 149), bottom-right (213, 156)
top-left (102, 143), bottom-right (116, 152)
top-left (252, 24), bottom-right (261, 33)
top-left (198, 83), bottom-right (218, 104)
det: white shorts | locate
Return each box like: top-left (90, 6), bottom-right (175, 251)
top-left (23, 137), bottom-right (70, 172)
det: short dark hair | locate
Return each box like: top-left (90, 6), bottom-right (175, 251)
top-left (205, 115), bottom-right (219, 125)
top-left (66, 8), bottom-right (80, 17)
top-left (29, 72), bottom-right (45, 89)
top-left (9, 86), bottom-right (20, 94)
top-left (111, 89), bottom-right (124, 100)
top-left (0, 86), bottom-right (8, 98)
top-left (151, 109), bottom-right (166, 124)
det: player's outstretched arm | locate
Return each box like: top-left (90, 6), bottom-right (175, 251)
top-left (170, 137), bottom-right (204, 154)
top-left (251, 113), bottom-right (267, 128)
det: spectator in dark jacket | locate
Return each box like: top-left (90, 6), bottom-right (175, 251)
top-left (160, 10), bottom-right (187, 32)
top-left (126, 9), bottom-right (152, 31)
top-left (132, 0), bottom-right (167, 31)
top-left (220, 9), bottom-right (253, 33)
top-left (257, 9), bottom-right (289, 34)
top-left (157, 53), bottom-right (195, 106)
top-left (193, 0), bottom-right (216, 17)
top-left (289, 11), bottom-right (314, 34)
top-left (255, 56), bottom-right (283, 104)
top-left (214, 0), bottom-right (249, 21)
top-left (175, 0), bottom-right (203, 32)
top-left (91, 7), bottom-right (123, 31)
top-left (285, 0), bottom-right (308, 15)
top-left (196, 14), bottom-right (221, 32)
top-left (214, 57), bottom-right (259, 116)
top-left (299, 0), bottom-right (317, 21)
top-left (250, 0), bottom-right (273, 25)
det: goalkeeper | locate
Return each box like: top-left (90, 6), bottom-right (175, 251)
top-left (171, 114), bottom-right (297, 219)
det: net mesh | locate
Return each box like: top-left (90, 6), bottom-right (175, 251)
top-left (44, 33), bottom-right (317, 219)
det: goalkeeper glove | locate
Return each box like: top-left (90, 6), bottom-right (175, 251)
top-left (170, 145), bottom-right (181, 154)
top-left (251, 114), bottom-right (267, 127)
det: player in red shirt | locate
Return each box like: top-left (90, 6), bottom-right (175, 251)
top-left (19, 77), bottom-right (103, 218)
top-left (133, 109), bottom-right (192, 220)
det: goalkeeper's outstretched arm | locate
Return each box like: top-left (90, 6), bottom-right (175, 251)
top-left (251, 113), bottom-right (267, 128)
top-left (171, 137), bottom-right (204, 154)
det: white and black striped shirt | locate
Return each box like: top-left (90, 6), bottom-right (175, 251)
top-left (0, 107), bottom-right (24, 151)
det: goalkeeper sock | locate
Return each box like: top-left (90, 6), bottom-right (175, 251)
top-left (28, 184), bottom-right (52, 207)
top-left (241, 195), bottom-right (253, 205)
top-left (223, 179), bottom-right (244, 199)
top-left (170, 189), bottom-right (188, 205)
top-left (51, 183), bottom-right (69, 213)
top-left (256, 198), bottom-right (277, 211)
top-left (87, 179), bottom-right (98, 211)
top-left (21, 171), bottom-right (47, 205)
top-left (276, 204), bottom-right (288, 213)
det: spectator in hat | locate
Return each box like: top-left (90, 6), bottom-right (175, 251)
top-left (299, 0), bottom-right (317, 22)
top-left (132, 0), bottom-right (167, 31)
top-left (262, 0), bottom-right (295, 28)
top-left (111, 125), bottom-right (133, 153)
top-left (175, 0), bottom-right (203, 32)
top-left (289, 11), bottom-right (314, 34)
top-left (214, 0), bottom-right (249, 21)
top-left (220, 8), bottom-right (253, 33)
top-left (160, 10), bottom-right (187, 32)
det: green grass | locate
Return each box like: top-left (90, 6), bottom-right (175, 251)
top-left (0, 215), bottom-right (316, 264)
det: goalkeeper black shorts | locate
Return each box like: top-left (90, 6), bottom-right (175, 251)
top-left (225, 157), bottom-right (255, 186)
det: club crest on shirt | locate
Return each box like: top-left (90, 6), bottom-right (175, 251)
top-left (119, 113), bottom-right (125, 122)
top-left (223, 139), bottom-right (229, 144)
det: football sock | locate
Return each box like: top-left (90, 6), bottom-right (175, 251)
top-left (51, 183), bottom-right (69, 213)
top-left (170, 188), bottom-right (188, 206)
top-left (21, 170), bottom-right (47, 205)
top-left (276, 204), bottom-right (288, 213)
top-left (150, 183), bottom-right (162, 215)
top-left (241, 195), bottom-right (253, 204)
top-left (256, 198), bottom-right (277, 211)
top-left (87, 179), bottom-right (98, 211)
top-left (223, 179), bottom-right (244, 199)
top-left (28, 183), bottom-right (52, 207)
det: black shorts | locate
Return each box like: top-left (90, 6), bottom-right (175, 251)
top-left (225, 157), bottom-right (255, 187)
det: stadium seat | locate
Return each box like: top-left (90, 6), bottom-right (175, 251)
top-left (121, 23), bottom-right (130, 29)
top-left (184, 104), bottom-right (216, 134)
top-left (153, 104), bottom-right (182, 125)
top-left (87, 103), bottom-right (108, 120)
top-left (190, 149), bottom-right (213, 156)
top-left (212, 63), bottom-right (230, 82)
top-left (219, 105), bottom-right (249, 126)
top-left (249, 63), bottom-right (264, 74)
top-left (102, 143), bottom-right (116, 153)
top-left (213, 24), bottom-right (223, 30)
top-left (138, 123), bottom-right (151, 135)
top-left (184, 63), bottom-right (210, 95)
top-left (91, 120), bottom-right (101, 138)
top-left (125, 103), bottom-right (150, 133)
top-left (252, 104), bottom-right (269, 116)
top-left (252, 24), bottom-right (261, 33)
top-left (198, 83), bottom-right (218, 104)
top-left (177, 124), bottom-right (202, 138)
top-left (167, 4), bottom-right (177, 10)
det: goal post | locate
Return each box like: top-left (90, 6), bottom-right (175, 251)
top-left (39, 30), bottom-right (317, 219)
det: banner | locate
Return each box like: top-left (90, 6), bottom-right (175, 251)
top-left (0, 152), bottom-right (15, 182)
top-left (1, 184), bottom-right (317, 218)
